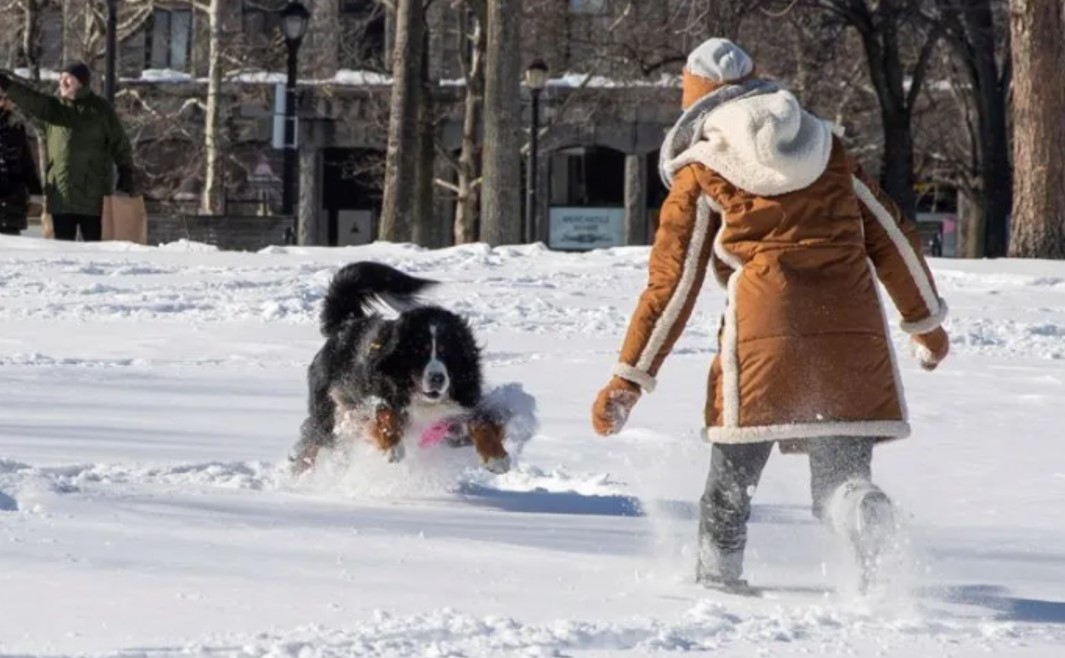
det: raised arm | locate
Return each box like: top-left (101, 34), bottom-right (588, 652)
top-left (0, 73), bottom-right (78, 127)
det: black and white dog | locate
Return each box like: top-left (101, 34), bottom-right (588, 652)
top-left (290, 261), bottom-right (510, 474)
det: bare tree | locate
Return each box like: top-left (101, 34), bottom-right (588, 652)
top-left (795, 0), bottom-right (945, 219)
top-left (379, 0), bottom-right (426, 242)
top-left (411, 22), bottom-right (439, 246)
top-left (0, 3), bottom-right (17, 68)
top-left (567, 0), bottom-right (756, 77)
top-left (1008, 0), bottom-right (1065, 258)
top-left (934, 0), bottom-right (1011, 257)
top-left (19, 0), bottom-right (43, 80)
top-left (13, 0), bottom-right (50, 188)
top-left (433, 0), bottom-right (485, 244)
top-left (337, 0), bottom-right (388, 73)
top-left (81, 1), bottom-right (154, 66)
top-left (479, 0), bottom-right (521, 245)
top-left (199, 0), bottom-right (224, 214)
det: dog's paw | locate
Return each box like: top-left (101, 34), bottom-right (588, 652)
top-left (384, 442), bottom-right (406, 463)
top-left (482, 454), bottom-right (511, 475)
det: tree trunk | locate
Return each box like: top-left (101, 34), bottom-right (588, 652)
top-left (879, 113), bottom-right (918, 221)
top-left (943, 0), bottom-right (1013, 258)
top-left (22, 0), bottom-right (40, 80)
top-left (297, 146), bottom-right (320, 245)
top-left (201, 0), bottom-right (225, 215)
top-left (959, 191), bottom-right (986, 258)
top-left (453, 1), bottom-right (485, 245)
top-left (479, 0), bottom-right (522, 245)
top-left (624, 153), bottom-right (647, 245)
top-left (844, 2), bottom-right (934, 221)
top-left (980, 95), bottom-right (1013, 257)
top-left (964, 3), bottom-right (1012, 257)
top-left (1008, 0), bottom-right (1065, 259)
top-left (22, 0), bottom-right (47, 189)
top-left (411, 22), bottom-right (438, 247)
top-left (61, 0), bottom-right (89, 64)
top-left (378, 0), bottom-right (425, 242)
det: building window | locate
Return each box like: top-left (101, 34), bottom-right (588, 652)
top-left (569, 0), bottom-right (607, 14)
top-left (146, 8), bottom-right (193, 71)
top-left (243, 1), bottom-right (283, 46)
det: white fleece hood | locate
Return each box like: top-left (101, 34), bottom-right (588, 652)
top-left (660, 84), bottom-right (835, 197)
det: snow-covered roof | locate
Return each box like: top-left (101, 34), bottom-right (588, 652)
top-left (7, 68), bottom-right (681, 90)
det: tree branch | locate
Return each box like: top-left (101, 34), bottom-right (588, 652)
top-left (906, 22), bottom-right (945, 111)
top-left (433, 177), bottom-right (460, 194)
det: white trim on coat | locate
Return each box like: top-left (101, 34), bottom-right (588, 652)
top-left (852, 176), bottom-right (947, 333)
top-left (612, 363), bottom-right (656, 393)
top-left (633, 194), bottom-right (714, 377)
top-left (900, 302), bottom-right (949, 335)
top-left (869, 259), bottom-right (909, 421)
top-left (713, 221), bottom-right (745, 428)
top-left (706, 198), bottom-right (729, 291)
top-left (703, 420), bottom-right (911, 444)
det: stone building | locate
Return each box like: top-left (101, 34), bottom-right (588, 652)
top-left (4, 0), bottom-right (686, 249)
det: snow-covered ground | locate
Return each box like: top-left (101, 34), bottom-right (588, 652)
top-left (1, 235), bottom-right (1063, 657)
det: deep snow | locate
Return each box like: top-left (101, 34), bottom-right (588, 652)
top-left (1, 235), bottom-right (1063, 657)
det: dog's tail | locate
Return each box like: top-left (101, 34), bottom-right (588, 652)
top-left (320, 261), bottom-right (438, 336)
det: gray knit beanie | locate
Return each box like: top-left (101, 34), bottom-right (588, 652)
top-left (686, 38), bottom-right (754, 84)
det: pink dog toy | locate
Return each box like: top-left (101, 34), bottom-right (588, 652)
top-left (419, 420), bottom-right (454, 448)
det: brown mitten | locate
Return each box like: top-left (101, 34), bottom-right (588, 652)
top-left (911, 326), bottom-right (949, 371)
top-left (591, 376), bottom-right (642, 436)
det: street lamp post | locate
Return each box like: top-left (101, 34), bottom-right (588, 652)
top-left (524, 59), bottom-right (548, 244)
top-left (279, 0), bottom-right (310, 237)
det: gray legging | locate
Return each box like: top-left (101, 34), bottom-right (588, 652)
top-left (698, 437), bottom-right (877, 557)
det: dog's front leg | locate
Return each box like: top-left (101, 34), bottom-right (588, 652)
top-left (468, 417), bottom-right (511, 474)
top-left (370, 406), bottom-right (407, 463)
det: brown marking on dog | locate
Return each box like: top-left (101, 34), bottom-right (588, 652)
top-left (369, 407), bottom-right (406, 453)
top-left (467, 417), bottom-right (508, 464)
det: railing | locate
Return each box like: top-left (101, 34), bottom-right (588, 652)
top-left (148, 214), bottom-right (295, 251)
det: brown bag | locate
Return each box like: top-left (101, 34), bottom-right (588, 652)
top-left (102, 194), bottom-right (148, 244)
top-left (40, 207), bottom-right (55, 239)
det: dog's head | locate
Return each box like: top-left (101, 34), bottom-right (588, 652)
top-left (375, 307), bottom-right (482, 408)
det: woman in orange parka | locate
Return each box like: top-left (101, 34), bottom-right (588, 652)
top-left (591, 38), bottom-right (950, 593)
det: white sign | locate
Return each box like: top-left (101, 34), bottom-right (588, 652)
top-left (548, 207), bottom-right (625, 251)
top-left (336, 210), bottom-right (374, 246)
top-left (272, 83), bottom-right (298, 150)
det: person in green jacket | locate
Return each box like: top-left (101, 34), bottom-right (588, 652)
top-left (0, 62), bottom-right (135, 242)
